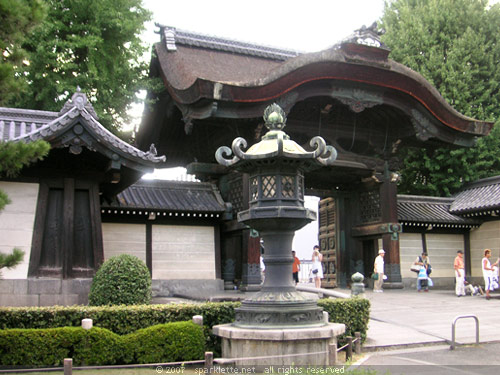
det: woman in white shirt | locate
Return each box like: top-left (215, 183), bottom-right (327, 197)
top-left (311, 245), bottom-right (323, 288)
top-left (482, 249), bottom-right (499, 300)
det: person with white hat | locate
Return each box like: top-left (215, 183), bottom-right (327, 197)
top-left (373, 249), bottom-right (385, 292)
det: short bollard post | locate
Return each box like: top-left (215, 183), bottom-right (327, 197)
top-left (328, 343), bottom-right (337, 365)
top-left (205, 352), bottom-right (214, 368)
top-left (193, 315), bottom-right (204, 327)
top-left (64, 358), bottom-right (72, 375)
top-left (346, 336), bottom-right (353, 361)
top-left (354, 332), bottom-right (362, 354)
top-left (81, 318), bottom-right (93, 330)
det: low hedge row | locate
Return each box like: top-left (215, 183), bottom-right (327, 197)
top-left (0, 298), bottom-right (370, 355)
top-left (318, 297), bottom-right (371, 343)
top-left (0, 302), bottom-right (238, 356)
top-left (0, 321), bottom-right (204, 367)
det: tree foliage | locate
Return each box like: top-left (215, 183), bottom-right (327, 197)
top-left (380, 0), bottom-right (500, 196)
top-left (0, 0), bottom-right (47, 106)
top-left (10, 0), bottom-right (152, 132)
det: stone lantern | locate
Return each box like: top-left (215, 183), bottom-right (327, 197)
top-left (216, 103), bottom-right (337, 328)
top-left (213, 104), bottom-right (345, 365)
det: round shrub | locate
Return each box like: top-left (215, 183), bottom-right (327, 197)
top-left (88, 254), bottom-right (152, 306)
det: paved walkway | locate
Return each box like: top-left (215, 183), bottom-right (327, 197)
top-left (363, 288), bottom-right (500, 349)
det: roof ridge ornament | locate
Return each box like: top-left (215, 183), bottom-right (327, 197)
top-left (342, 22), bottom-right (389, 51)
top-left (58, 87), bottom-right (99, 120)
top-left (215, 103), bottom-right (337, 167)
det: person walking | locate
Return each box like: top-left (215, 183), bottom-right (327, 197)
top-left (373, 249), bottom-right (385, 293)
top-left (292, 250), bottom-right (301, 285)
top-left (311, 245), bottom-right (323, 288)
top-left (482, 249), bottom-right (499, 300)
top-left (454, 250), bottom-right (466, 297)
top-left (414, 252), bottom-right (430, 292)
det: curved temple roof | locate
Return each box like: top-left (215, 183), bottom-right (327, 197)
top-left (0, 89), bottom-right (166, 172)
top-left (147, 24), bottom-right (492, 143)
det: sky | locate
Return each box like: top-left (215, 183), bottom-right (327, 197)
top-left (138, 0), bottom-right (386, 259)
top-left (141, 0), bottom-right (386, 52)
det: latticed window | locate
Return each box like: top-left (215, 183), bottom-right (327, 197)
top-left (262, 175), bottom-right (277, 198)
top-left (298, 175), bottom-right (304, 200)
top-left (281, 175), bottom-right (295, 198)
top-left (359, 190), bottom-right (381, 223)
top-left (250, 177), bottom-right (259, 201)
top-left (228, 176), bottom-right (244, 213)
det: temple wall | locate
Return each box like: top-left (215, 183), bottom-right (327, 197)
top-left (0, 181), bottom-right (39, 279)
top-left (425, 233), bottom-right (463, 278)
top-left (470, 221), bottom-right (500, 278)
top-left (152, 225), bottom-right (215, 280)
top-left (102, 223), bottom-right (146, 262)
top-left (399, 233), bottom-right (422, 278)
top-left (399, 232), bottom-right (464, 288)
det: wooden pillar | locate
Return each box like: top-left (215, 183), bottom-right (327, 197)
top-left (240, 230), bottom-right (261, 291)
top-left (379, 174), bottom-right (403, 287)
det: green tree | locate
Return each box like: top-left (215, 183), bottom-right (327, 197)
top-left (380, 0), bottom-right (500, 196)
top-left (0, 140), bottom-right (50, 275)
top-left (11, 0), bottom-right (151, 132)
top-left (0, 0), bottom-right (46, 106)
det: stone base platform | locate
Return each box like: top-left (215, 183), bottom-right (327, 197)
top-left (213, 323), bottom-right (345, 366)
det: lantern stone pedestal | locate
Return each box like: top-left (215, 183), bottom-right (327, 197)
top-left (213, 104), bottom-right (342, 366)
top-left (213, 323), bottom-right (345, 366)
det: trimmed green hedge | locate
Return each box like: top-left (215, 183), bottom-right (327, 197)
top-left (0, 298), bottom-right (370, 356)
top-left (88, 254), bottom-right (152, 306)
top-left (318, 297), bottom-right (371, 344)
top-left (0, 321), bottom-right (203, 367)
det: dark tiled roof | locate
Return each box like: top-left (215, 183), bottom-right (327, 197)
top-left (450, 176), bottom-right (500, 215)
top-left (0, 107), bottom-right (57, 141)
top-left (102, 179), bottom-right (227, 215)
top-left (397, 195), bottom-right (481, 228)
top-left (159, 25), bottom-right (301, 61)
top-left (0, 90), bottom-right (166, 167)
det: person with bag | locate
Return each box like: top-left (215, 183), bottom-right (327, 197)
top-left (482, 249), bottom-right (499, 300)
top-left (417, 266), bottom-right (429, 291)
top-left (311, 245), bottom-right (323, 288)
top-left (373, 249), bottom-right (385, 293)
top-left (413, 252), bottom-right (430, 292)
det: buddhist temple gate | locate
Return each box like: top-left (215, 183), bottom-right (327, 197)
top-left (137, 24), bottom-right (492, 289)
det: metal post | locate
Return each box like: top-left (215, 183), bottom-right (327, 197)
top-left (354, 332), bottom-right (362, 354)
top-left (63, 358), bottom-right (72, 375)
top-left (205, 352), bottom-right (214, 368)
top-left (328, 343), bottom-right (337, 365)
top-left (450, 315), bottom-right (479, 350)
top-left (346, 336), bottom-right (353, 361)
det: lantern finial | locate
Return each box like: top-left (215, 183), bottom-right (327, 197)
top-left (263, 103), bottom-right (286, 130)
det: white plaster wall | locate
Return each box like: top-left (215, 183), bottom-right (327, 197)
top-left (152, 225), bottom-right (215, 279)
top-left (425, 233), bottom-right (464, 278)
top-left (470, 221), bottom-right (500, 278)
top-left (0, 182), bottom-right (39, 278)
top-left (102, 223), bottom-right (146, 262)
top-left (399, 233), bottom-right (423, 278)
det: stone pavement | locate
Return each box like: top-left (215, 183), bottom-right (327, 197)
top-left (362, 288), bottom-right (500, 349)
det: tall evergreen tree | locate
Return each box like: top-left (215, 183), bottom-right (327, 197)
top-left (380, 0), bottom-right (500, 196)
top-left (12, 0), bottom-right (152, 132)
top-left (0, 0), bottom-right (46, 106)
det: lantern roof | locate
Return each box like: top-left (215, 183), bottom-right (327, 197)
top-left (215, 104), bottom-right (337, 169)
